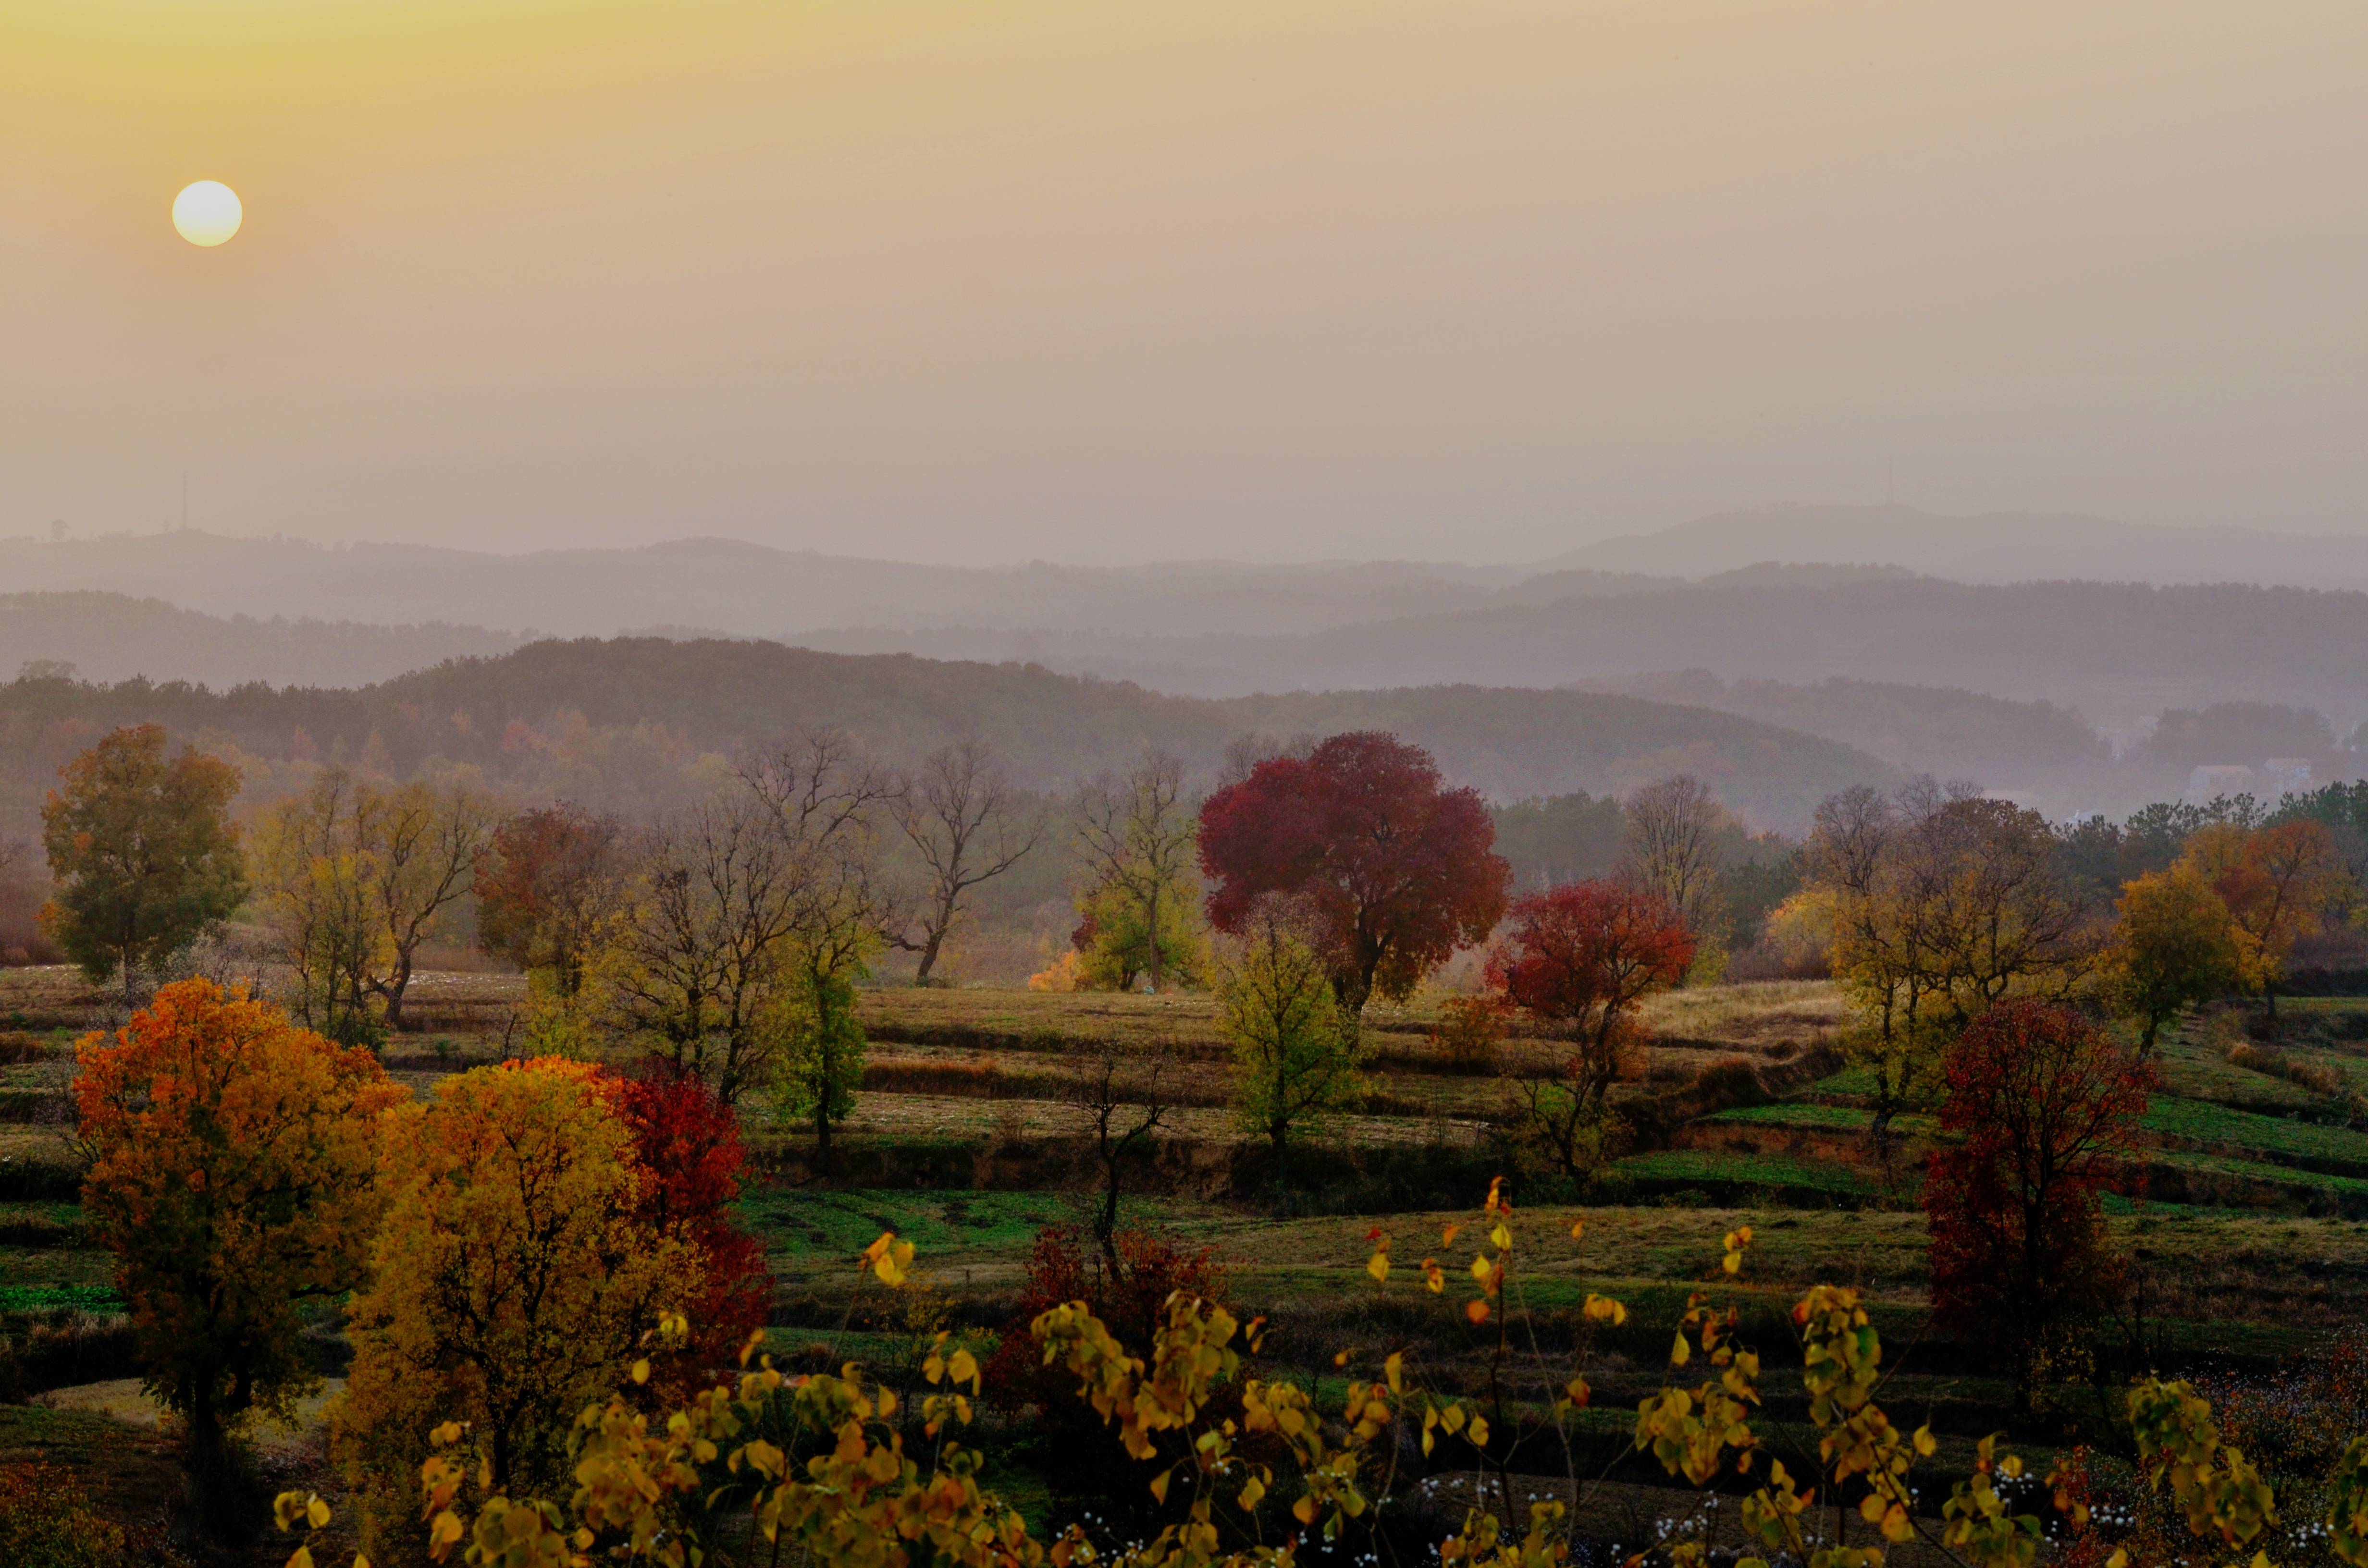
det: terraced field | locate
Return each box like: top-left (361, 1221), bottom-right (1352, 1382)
top-left (8, 965), bottom-right (2368, 1563)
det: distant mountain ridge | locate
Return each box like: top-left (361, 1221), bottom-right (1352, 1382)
top-left (0, 531), bottom-right (1663, 640)
top-left (1549, 503), bottom-right (2368, 588)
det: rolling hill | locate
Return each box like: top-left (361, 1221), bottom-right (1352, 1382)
top-left (0, 637), bottom-right (1894, 841)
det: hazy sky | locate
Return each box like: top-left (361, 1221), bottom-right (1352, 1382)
top-left (5, 2), bottom-right (2365, 564)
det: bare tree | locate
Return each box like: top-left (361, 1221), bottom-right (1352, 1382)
top-left (605, 792), bottom-right (805, 1106)
top-left (741, 731), bottom-right (906, 1168)
top-left (366, 782), bottom-right (497, 1030)
top-left (1073, 751), bottom-right (1199, 993)
top-left (1066, 1040), bottom-right (1177, 1275)
top-left (1622, 774), bottom-right (1726, 938)
top-left (890, 740), bottom-right (1043, 985)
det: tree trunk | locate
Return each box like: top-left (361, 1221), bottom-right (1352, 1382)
top-left (382, 948), bottom-right (416, 1031)
top-left (1097, 1170), bottom-right (1122, 1276)
top-left (913, 926), bottom-right (947, 985)
top-left (1146, 883), bottom-right (1162, 992)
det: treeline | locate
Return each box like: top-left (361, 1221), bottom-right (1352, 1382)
top-left (0, 634), bottom-right (1891, 849)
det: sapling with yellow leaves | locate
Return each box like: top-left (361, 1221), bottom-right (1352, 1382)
top-left (271, 1180), bottom-right (2368, 1568)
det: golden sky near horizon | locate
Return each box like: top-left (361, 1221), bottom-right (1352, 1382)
top-left (4, 1), bottom-right (2365, 563)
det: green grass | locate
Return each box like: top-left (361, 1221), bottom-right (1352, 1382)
top-left (739, 1188), bottom-right (1099, 1261)
top-left (2152, 1031), bottom-right (2331, 1114)
top-left (0, 1281), bottom-right (122, 1314)
top-left (2141, 1096), bottom-right (2368, 1174)
top-left (1609, 1148), bottom-right (1878, 1200)
top-left (2144, 1146), bottom-right (2368, 1201)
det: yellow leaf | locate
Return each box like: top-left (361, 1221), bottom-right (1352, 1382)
top-left (1469, 1254), bottom-right (1492, 1283)
top-left (1722, 1250), bottom-right (1743, 1275)
top-left (1238, 1476), bottom-right (1266, 1511)
top-left (1465, 1299), bottom-right (1491, 1325)
top-left (1489, 1222), bottom-right (1512, 1252)
top-left (1569, 1219), bottom-right (1585, 1240)
top-left (1468, 1415), bottom-right (1490, 1446)
top-left (1671, 1333), bottom-right (1692, 1367)
top-left (1294, 1494), bottom-right (1319, 1525)
top-left (1384, 1352), bottom-right (1404, 1394)
top-left (1442, 1223), bottom-right (1461, 1246)
top-left (1149, 1470), bottom-right (1171, 1503)
top-left (354, 1556), bottom-right (372, 1568)
top-left (307, 1496), bottom-right (331, 1529)
top-left (1565, 1376), bottom-right (1591, 1407)
top-left (285, 1549), bottom-right (314, 1568)
top-left (1367, 1251), bottom-right (1390, 1284)
top-left (630, 1359), bottom-right (651, 1385)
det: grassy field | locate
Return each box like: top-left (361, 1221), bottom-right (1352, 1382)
top-left (6, 966), bottom-right (2368, 1561)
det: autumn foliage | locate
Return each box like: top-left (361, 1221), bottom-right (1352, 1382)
top-left (333, 1057), bottom-right (696, 1541)
top-left (1198, 732), bottom-right (1509, 1014)
top-left (472, 803), bottom-right (622, 996)
top-left (609, 1067), bottom-right (773, 1386)
top-left (74, 979), bottom-right (403, 1459)
top-left (1924, 999), bottom-right (2156, 1400)
top-left (41, 724), bottom-right (247, 1002)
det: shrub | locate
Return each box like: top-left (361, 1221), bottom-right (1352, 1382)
top-left (275, 1191), bottom-right (2341, 1568)
top-left (0, 1030), bottom-right (51, 1065)
top-left (983, 1222), bottom-right (1229, 1532)
top-left (1428, 994), bottom-right (1505, 1076)
top-left (2228, 1039), bottom-right (2347, 1098)
top-left (1685, 1055), bottom-right (1770, 1113)
top-left (0, 1461), bottom-right (134, 1568)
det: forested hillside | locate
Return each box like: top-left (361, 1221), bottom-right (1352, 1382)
top-left (0, 637), bottom-right (1893, 843)
top-left (0, 590), bottom-right (522, 687)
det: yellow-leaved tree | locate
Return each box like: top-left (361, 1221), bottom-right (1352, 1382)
top-left (330, 1057), bottom-right (695, 1554)
top-left (274, 1187), bottom-right (2368, 1568)
top-left (74, 980), bottom-right (403, 1477)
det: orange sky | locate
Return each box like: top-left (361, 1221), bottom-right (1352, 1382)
top-left (4, 1), bottom-right (2365, 562)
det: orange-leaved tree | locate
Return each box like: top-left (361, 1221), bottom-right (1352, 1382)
top-left (2185, 818), bottom-right (2343, 1022)
top-left (74, 980), bottom-right (403, 1468)
top-left (332, 1056), bottom-right (696, 1548)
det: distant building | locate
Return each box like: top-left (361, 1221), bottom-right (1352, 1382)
top-left (2186, 764), bottom-right (2256, 799)
top-left (2263, 758), bottom-right (2315, 797)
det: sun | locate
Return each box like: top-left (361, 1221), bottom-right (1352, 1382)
top-left (172, 180), bottom-right (243, 247)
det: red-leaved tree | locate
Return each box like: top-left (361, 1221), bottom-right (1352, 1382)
top-left (1923, 999), bottom-right (2156, 1406)
top-left (1485, 881), bottom-right (1693, 1173)
top-left (473, 804), bottom-right (622, 997)
top-left (610, 1069), bottom-right (772, 1387)
top-left (1197, 732), bottom-right (1509, 1015)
